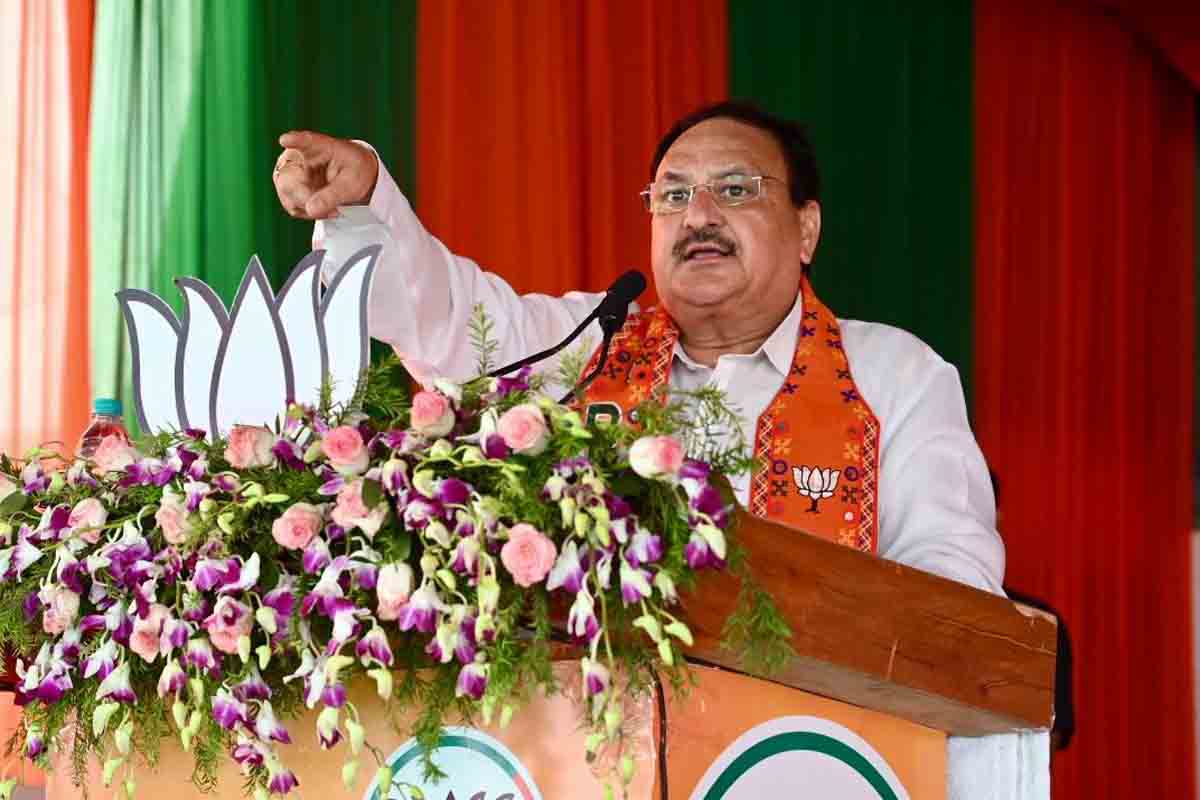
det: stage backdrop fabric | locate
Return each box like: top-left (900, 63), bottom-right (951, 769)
top-left (973, 3), bottom-right (1196, 798)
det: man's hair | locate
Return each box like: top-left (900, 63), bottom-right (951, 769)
top-left (650, 100), bottom-right (821, 208)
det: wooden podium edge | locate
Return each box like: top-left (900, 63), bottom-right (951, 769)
top-left (678, 511), bottom-right (1056, 737)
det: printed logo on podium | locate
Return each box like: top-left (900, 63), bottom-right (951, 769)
top-left (690, 716), bottom-right (910, 800)
top-left (365, 727), bottom-right (543, 800)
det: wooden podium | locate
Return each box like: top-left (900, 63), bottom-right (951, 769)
top-left (46, 512), bottom-right (1055, 799)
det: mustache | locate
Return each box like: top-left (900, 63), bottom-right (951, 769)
top-left (672, 227), bottom-right (737, 260)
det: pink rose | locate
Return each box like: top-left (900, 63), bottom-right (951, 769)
top-left (628, 435), bottom-right (684, 480)
top-left (225, 425), bottom-right (276, 469)
top-left (322, 426), bottom-right (369, 475)
top-left (155, 494), bottom-right (194, 545)
top-left (376, 562), bottom-right (415, 621)
top-left (331, 479), bottom-right (388, 539)
top-left (497, 404), bottom-right (550, 456)
top-left (42, 587), bottom-right (79, 635)
top-left (205, 596), bottom-right (252, 655)
top-left (130, 603), bottom-right (171, 663)
top-left (500, 523), bottom-right (557, 588)
top-left (410, 391), bottom-right (455, 438)
top-left (93, 434), bottom-right (137, 474)
top-left (272, 502), bottom-right (323, 550)
top-left (67, 498), bottom-right (108, 544)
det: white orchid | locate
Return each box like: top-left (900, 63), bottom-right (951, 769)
top-left (117, 246), bottom-right (378, 437)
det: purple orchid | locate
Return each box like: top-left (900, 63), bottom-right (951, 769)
top-left (96, 661), bottom-right (135, 704)
top-left (326, 598), bottom-right (367, 648)
top-left (268, 764), bottom-right (299, 795)
top-left (567, 587), bottom-right (600, 645)
top-left (211, 688), bottom-right (249, 730)
top-left (354, 561), bottom-right (378, 591)
top-left (397, 582), bottom-right (444, 634)
top-left (626, 529), bottom-right (663, 567)
top-left (254, 701), bottom-right (292, 744)
top-left (183, 480), bottom-right (211, 513)
top-left (320, 681), bottom-right (348, 708)
top-left (25, 726), bottom-right (44, 759)
top-left (211, 472), bottom-right (240, 494)
top-left (83, 638), bottom-right (119, 680)
top-left (449, 537), bottom-right (480, 577)
top-left (184, 637), bottom-right (221, 677)
top-left (301, 559), bottom-right (347, 617)
top-left (455, 661), bottom-right (489, 700)
top-left (56, 627), bottom-right (83, 664)
top-left (234, 666), bottom-right (272, 702)
top-left (263, 578), bottom-right (297, 640)
top-left (545, 540), bottom-right (586, 593)
top-left (581, 657), bottom-right (611, 697)
top-left (435, 478), bottom-right (471, 507)
top-left (619, 559), bottom-right (653, 605)
top-left (355, 626), bottom-right (394, 668)
top-left (402, 495), bottom-right (443, 530)
top-left (193, 557), bottom-right (234, 592)
top-left (685, 531), bottom-right (724, 570)
top-left (157, 659), bottom-right (186, 698)
top-left (21, 462), bottom-right (49, 494)
top-left (482, 433), bottom-right (510, 459)
top-left (316, 706), bottom-right (342, 748)
top-left (66, 460), bottom-right (99, 489)
top-left (232, 740), bottom-right (266, 769)
top-left (21, 591), bottom-right (39, 622)
top-left (271, 438), bottom-right (306, 471)
top-left (302, 538), bottom-right (331, 575)
top-left (492, 366), bottom-right (531, 397)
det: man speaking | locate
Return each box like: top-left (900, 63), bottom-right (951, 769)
top-left (272, 101), bottom-right (1004, 595)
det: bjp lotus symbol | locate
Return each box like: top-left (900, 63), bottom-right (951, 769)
top-left (116, 246), bottom-right (379, 438)
top-left (792, 465), bottom-right (840, 513)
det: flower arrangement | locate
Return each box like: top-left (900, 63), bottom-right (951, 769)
top-left (0, 316), bottom-right (781, 799)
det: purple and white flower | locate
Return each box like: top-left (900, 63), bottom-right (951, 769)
top-left (211, 688), bottom-right (249, 730)
top-left (397, 581), bottom-right (445, 634)
top-left (545, 540), bottom-right (586, 593)
top-left (455, 660), bottom-right (489, 700)
top-left (254, 701), bottom-right (292, 744)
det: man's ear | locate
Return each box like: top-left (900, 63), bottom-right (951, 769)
top-left (797, 200), bottom-right (821, 265)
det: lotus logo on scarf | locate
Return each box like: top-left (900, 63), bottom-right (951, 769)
top-left (366, 727), bottom-right (541, 800)
top-left (116, 246), bottom-right (379, 438)
top-left (792, 466), bottom-right (840, 512)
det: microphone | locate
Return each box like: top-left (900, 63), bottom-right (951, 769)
top-left (486, 270), bottom-right (647, 382)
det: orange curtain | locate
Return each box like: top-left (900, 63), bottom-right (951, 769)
top-left (974, 2), bottom-right (1195, 797)
top-left (415, 0), bottom-right (728, 305)
top-left (0, 0), bottom-right (93, 457)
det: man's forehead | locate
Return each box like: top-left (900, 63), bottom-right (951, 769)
top-left (656, 118), bottom-right (785, 179)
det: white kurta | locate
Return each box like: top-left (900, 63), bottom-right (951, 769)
top-left (314, 153), bottom-right (1048, 799)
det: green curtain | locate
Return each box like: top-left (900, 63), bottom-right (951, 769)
top-left (730, 0), bottom-right (975, 401)
top-left (89, 0), bottom-right (416, 432)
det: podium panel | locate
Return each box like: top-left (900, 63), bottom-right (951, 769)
top-left (667, 664), bottom-right (945, 800)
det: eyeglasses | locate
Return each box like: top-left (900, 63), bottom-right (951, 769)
top-left (640, 174), bottom-right (785, 215)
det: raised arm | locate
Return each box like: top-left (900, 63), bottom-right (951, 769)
top-left (272, 131), bottom-right (607, 383)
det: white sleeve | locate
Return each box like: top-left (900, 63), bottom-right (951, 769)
top-left (843, 321), bottom-right (1006, 595)
top-left (312, 148), bottom-right (608, 383)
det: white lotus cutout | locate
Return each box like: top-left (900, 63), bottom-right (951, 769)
top-left (116, 246), bottom-right (379, 437)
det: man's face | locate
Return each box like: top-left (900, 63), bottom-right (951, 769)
top-left (650, 118), bottom-right (819, 332)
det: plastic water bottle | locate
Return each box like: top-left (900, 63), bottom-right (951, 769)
top-left (77, 398), bottom-right (131, 459)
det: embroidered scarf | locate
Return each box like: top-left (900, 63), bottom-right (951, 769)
top-left (581, 278), bottom-right (880, 553)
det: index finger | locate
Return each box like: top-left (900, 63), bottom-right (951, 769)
top-left (278, 130), bottom-right (334, 165)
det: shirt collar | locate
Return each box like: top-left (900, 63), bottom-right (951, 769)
top-left (673, 291), bottom-right (804, 377)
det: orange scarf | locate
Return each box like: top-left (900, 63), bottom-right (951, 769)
top-left (581, 279), bottom-right (880, 553)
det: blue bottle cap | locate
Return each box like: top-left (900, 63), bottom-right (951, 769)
top-left (93, 398), bottom-right (123, 417)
